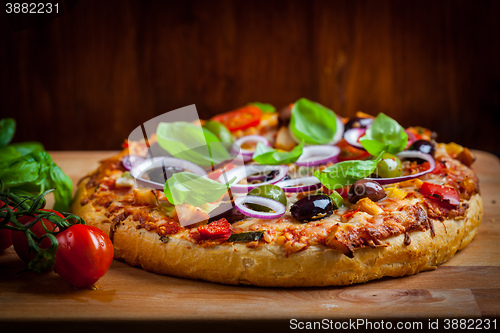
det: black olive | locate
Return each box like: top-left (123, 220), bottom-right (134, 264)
top-left (148, 166), bottom-right (183, 183)
top-left (264, 170), bottom-right (291, 182)
top-left (291, 194), bottom-right (334, 223)
top-left (208, 202), bottom-right (246, 224)
top-left (348, 179), bottom-right (386, 203)
top-left (409, 139), bottom-right (436, 157)
top-left (344, 117), bottom-right (373, 132)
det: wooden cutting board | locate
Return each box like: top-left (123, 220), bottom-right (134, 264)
top-left (1, 150), bottom-right (499, 331)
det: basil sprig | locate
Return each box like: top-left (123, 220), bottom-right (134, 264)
top-left (252, 141), bottom-right (304, 165)
top-left (290, 98), bottom-right (338, 145)
top-left (163, 172), bottom-right (233, 206)
top-left (0, 118), bottom-right (73, 211)
top-left (314, 152), bottom-right (384, 190)
top-left (157, 121), bottom-right (231, 168)
top-left (359, 113), bottom-right (408, 156)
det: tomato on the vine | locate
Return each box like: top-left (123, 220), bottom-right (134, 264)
top-left (11, 209), bottom-right (62, 263)
top-left (0, 201), bottom-right (13, 251)
top-left (54, 224), bottom-right (113, 288)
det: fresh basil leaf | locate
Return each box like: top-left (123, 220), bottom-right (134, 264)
top-left (329, 190), bottom-right (345, 209)
top-left (248, 102), bottom-right (275, 113)
top-left (314, 152), bottom-right (384, 190)
top-left (0, 118), bottom-right (16, 149)
top-left (164, 172), bottom-right (232, 206)
top-left (157, 122), bottom-right (230, 168)
top-left (252, 141), bottom-right (304, 165)
top-left (359, 113), bottom-right (408, 156)
top-left (0, 142), bottom-right (45, 164)
top-left (290, 98), bottom-right (337, 145)
top-left (48, 162), bottom-right (73, 211)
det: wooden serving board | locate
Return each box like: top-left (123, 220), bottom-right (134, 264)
top-left (1, 151), bottom-right (499, 331)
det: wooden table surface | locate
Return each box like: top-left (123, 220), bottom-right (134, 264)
top-left (1, 150), bottom-right (499, 332)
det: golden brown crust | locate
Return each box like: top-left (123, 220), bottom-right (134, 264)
top-left (72, 177), bottom-right (483, 287)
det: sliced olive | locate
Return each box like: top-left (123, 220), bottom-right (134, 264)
top-left (344, 117), bottom-right (373, 131)
top-left (203, 120), bottom-right (234, 145)
top-left (409, 139), bottom-right (436, 157)
top-left (248, 184), bottom-right (287, 212)
top-left (348, 179), bottom-right (386, 203)
top-left (264, 169), bottom-right (291, 182)
top-left (374, 153), bottom-right (402, 178)
top-left (290, 194), bottom-right (334, 223)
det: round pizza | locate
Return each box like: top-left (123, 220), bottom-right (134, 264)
top-left (71, 99), bottom-right (482, 287)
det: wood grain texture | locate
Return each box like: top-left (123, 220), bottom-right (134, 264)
top-left (1, 0), bottom-right (499, 154)
top-left (0, 150), bottom-right (498, 332)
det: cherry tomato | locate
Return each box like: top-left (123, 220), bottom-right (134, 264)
top-left (0, 202), bottom-right (13, 251)
top-left (197, 218), bottom-right (232, 241)
top-left (11, 209), bottom-right (62, 263)
top-left (54, 224), bottom-right (113, 288)
top-left (212, 105), bottom-right (262, 131)
top-left (420, 182), bottom-right (460, 208)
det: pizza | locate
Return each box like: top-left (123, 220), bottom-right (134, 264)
top-left (71, 99), bottom-right (482, 287)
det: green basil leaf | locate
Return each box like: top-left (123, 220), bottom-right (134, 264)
top-left (290, 98), bottom-right (337, 145)
top-left (0, 118), bottom-right (16, 149)
top-left (157, 122), bottom-right (230, 167)
top-left (0, 142), bottom-right (45, 164)
top-left (48, 162), bottom-right (73, 211)
top-left (248, 102), bottom-right (275, 113)
top-left (252, 141), bottom-right (304, 165)
top-left (329, 190), bottom-right (345, 209)
top-left (314, 152), bottom-right (384, 190)
top-left (359, 113), bottom-right (408, 156)
top-left (164, 172), bottom-right (232, 206)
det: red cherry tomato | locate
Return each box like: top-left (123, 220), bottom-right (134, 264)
top-left (197, 218), bottom-right (232, 241)
top-left (11, 209), bottom-right (62, 263)
top-left (420, 182), bottom-right (460, 208)
top-left (0, 202), bottom-right (13, 251)
top-left (54, 224), bottom-right (113, 288)
top-left (212, 105), bottom-right (262, 131)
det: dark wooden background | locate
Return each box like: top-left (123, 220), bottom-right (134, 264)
top-left (1, 0), bottom-right (499, 153)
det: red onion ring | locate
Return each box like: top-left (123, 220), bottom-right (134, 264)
top-left (275, 176), bottom-right (322, 193)
top-left (295, 145), bottom-right (340, 167)
top-left (231, 135), bottom-right (270, 162)
top-left (219, 164), bottom-right (288, 193)
top-left (234, 195), bottom-right (286, 219)
top-left (130, 157), bottom-right (207, 189)
top-left (365, 151), bottom-right (436, 185)
top-left (122, 155), bottom-right (145, 171)
top-left (329, 116), bottom-right (345, 145)
top-left (343, 128), bottom-right (366, 150)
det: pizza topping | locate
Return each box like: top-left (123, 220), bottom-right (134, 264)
top-left (348, 179), bottom-right (386, 203)
top-left (373, 153), bottom-right (402, 178)
top-left (290, 98), bottom-right (342, 145)
top-left (208, 202), bottom-right (246, 224)
top-left (234, 195), bottom-right (287, 219)
top-left (343, 127), bottom-right (366, 150)
top-left (356, 198), bottom-right (384, 215)
top-left (359, 113), bottom-right (408, 156)
top-left (130, 156), bottom-right (207, 190)
top-left (275, 176), bottom-right (322, 193)
top-left (420, 182), bottom-right (460, 208)
top-left (212, 105), bottom-right (262, 132)
top-left (247, 184), bottom-right (287, 212)
top-left (227, 231), bottom-right (264, 242)
top-left (290, 194), bottom-right (334, 223)
top-left (197, 218), bottom-right (232, 241)
top-left (232, 135), bottom-right (270, 161)
top-left (409, 139), bottom-right (436, 157)
top-left (221, 164), bottom-right (289, 193)
top-left (121, 155), bottom-right (145, 171)
top-left (295, 145), bottom-right (340, 167)
top-left (202, 120), bottom-right (234, 145)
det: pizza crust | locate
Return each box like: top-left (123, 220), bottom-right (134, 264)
top-left (72, 178), bottom-right (483, 287)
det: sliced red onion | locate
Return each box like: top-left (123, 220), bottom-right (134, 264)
top-left (343, 128), bottom-right (366, 150)
top-left (275, 176), bottom-right (322, 193)
top-left (219, 164), bottom-right (288, 193)
top-left (329, 116), bottom-right (345, 145)
top-left (130, 157), bottom-right (207, 189)
top-left (234, 195), bottom-right (286, 219)
top-left (122, 155), bottom-right (145, 171)
top-left (365, 151), bottom-right (436, 185)
top-left (231, 135), bottom-right (270, 162)
top-left (295, 145), bottom-right (340, 167)
top-left (405, 129), bottom-right (418, 149)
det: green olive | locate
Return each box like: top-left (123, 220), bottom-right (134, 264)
top-left (247, 184), bottom-right (287, 212)
top-left (375, 153), bottom-right (402, 178)
top-left (202, 121), bottom-right (233, 144)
